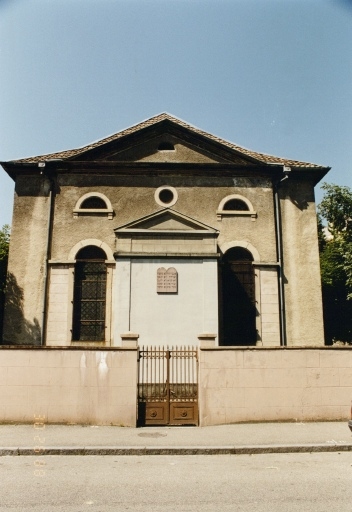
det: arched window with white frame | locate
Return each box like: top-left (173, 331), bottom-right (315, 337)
top-left (73, 192), bottom-right (114, 219)
top-left (217, 194), bottom-right (256, 221)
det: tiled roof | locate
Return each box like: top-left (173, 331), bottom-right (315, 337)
top-left (9, 113), bottom-right (327, 169)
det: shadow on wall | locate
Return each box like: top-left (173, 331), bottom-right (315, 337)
top-left (0, 267), bottom-right (6, 340)
top-left (2, 272), bottom-right (41, 345)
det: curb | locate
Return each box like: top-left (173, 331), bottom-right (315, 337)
top-left (1, 444), bottom-right (352, 456)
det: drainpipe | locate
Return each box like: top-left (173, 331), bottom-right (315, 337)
top-left (273, 166), bottom-right (291, 347)
top-left (39, 162), bottom-right (56, 346)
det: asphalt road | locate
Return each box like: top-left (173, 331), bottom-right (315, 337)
top-left (1, 453), bottom-right (351, 511)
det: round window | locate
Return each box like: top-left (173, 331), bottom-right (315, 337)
top-left (159, 188), bottom-right (174, 204)
top-left (154, 186), bottom-right (178, 207)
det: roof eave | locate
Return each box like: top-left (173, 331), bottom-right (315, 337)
top-left (287, 165), bottom-right (331, 186)
top-left (0, 160), bottom-right (330, 184)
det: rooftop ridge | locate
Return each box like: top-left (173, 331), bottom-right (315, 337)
top-left (5, 113), bottom-right (328, 169)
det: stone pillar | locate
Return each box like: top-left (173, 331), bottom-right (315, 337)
top-left (120, 332), bottom-right (139, 348)
top-left (198, 333), bottom-right (217, 348)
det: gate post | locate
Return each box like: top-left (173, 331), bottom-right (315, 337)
top-left (198, 333), bottom-right (217, 348)
top-left (198, 335), bottom-right (216, 428)
top-left (120, 332), bottom-right (139, 347)
top-left (120, 332), bottom-right (139, 427)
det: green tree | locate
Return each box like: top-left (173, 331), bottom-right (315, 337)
top-left (0, 225), bottom-right (10, 338)
top-left (318, 184), bottom-right (352, 344)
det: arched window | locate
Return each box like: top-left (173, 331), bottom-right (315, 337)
top-left (80, 196), bottom-right (107, 209)
top-left (220, 247), bottom-right (257, 346)
top-left (72, 246), bottom-right (107, 341)
top-left (225, 247), bottom-right (254, 261)
top-left (217, 194), bottom-right (256, 221)
top-left (223, 199), bottom-right (249, 211)
top-left (73, 193), bottom-right (114, 219)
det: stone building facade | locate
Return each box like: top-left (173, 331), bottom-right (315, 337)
top-left (1, 113), bottom-right (330, 348)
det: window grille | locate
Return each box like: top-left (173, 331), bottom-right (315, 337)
top-left (72, 247), bottom-right (107, 341)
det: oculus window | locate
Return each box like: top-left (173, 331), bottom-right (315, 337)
top-left (155, 186), bottom-right (178, 207)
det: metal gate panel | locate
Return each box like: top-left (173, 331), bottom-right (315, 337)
top-left (138, 346), bottom-right (198, 426)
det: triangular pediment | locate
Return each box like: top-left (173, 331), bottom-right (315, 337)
top-left (6, 114), bottom-right (330, 189)
top-left (72, 118), bottom-right (252, 165)
top-left (104, 133), bottom-right (233, 164)
top-left (115, 208), bottom-right (219, 234)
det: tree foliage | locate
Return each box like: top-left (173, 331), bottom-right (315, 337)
top-left (319, 183), bottom-right (352, 237)
top-left (0, 224), bottom-right (10, 337)
top-left (318, 184), bottom-right (352, 344)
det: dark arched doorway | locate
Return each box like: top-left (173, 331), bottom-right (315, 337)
top-left (220, 247), bottom-right (257, 346)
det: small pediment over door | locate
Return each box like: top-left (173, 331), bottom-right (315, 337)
top-left (114, 209), bottom-right (219, 257)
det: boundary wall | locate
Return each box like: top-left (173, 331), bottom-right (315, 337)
top-left (0, 347), bottom-right (137, 426)
top-left (199, 347), bottom-right (352, 426)
top-left (0, 347), bottom-right (351, 426)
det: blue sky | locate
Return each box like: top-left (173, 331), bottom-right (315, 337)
top-left (1, 0), bottom-right (351, 227)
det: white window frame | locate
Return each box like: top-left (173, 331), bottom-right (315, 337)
top-left (216, 194), bottom-right (257, 221)
top-left (73, 192), bottom-right (114, 219)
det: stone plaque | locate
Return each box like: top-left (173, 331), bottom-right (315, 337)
top-left (157, 267), bottom-right (178, 293)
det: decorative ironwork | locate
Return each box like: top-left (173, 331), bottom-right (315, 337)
top-left (138, 346), bottom-right (198, 426)
top-left (72, 261), bottom-right (107, 341)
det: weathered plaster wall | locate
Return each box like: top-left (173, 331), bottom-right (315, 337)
top-left (51, 175), bottom-right (276, 263)
top-left (3, 176), bottom-right (50, 345)
top-left (111, 136), bottom-right (226, 163)
top-left (280, 180), bottom-right (324, 346)
top-left (0, 348), bottom-right (137, 425)
top-left (199, 347), bottom-right (352, 426)
top-left (45, 174), bottom-right (278, 347)
top-left (4, 170), bottom-right (324, 349)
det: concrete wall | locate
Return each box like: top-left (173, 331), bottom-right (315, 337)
top-left (199, 347), bottom-right (352, 426)
top-left (0, 348), bottom-right (138, 426)
top-left (1, 347), bottom-right (351, 426)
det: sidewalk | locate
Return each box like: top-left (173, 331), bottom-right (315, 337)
top-left (1, 421), bottom-right (351, 455)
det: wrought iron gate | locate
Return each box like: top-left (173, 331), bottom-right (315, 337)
top-left (138, 346), bottom-right (198, 426)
